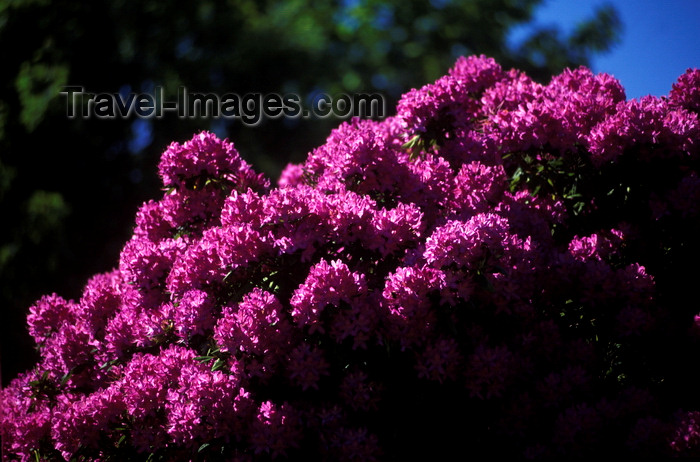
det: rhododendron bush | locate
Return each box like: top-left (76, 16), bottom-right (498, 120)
top-left (3, 55), bottom-right (700, 460)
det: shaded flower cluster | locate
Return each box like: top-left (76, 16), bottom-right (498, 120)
top-left (2, 55), bottom-right (700, 460)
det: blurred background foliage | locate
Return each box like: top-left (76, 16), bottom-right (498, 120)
top-left (0, 0), bottom-right (621, 384)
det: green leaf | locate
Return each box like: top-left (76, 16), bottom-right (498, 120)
top-left (211, 358), bottom-right (225, 371)
top-left (401, 134), bottom-right (421, 150)
top-left (60, 370), bottom-right (73, 386)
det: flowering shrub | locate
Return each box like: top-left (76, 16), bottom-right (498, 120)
top-left (2, 55), bottom-right (700, 460)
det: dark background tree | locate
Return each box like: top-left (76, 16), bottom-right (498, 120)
top-left (0, 0), bottom-right (621, 385)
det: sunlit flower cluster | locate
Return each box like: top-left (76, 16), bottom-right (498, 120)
top-left (2, 56), bottom-right (700, 460)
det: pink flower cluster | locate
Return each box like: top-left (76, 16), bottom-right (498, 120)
top-left (2, 56), bottom-right (700, 460)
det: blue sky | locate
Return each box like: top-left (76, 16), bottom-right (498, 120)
top-left (513, 0), bottom-right (700, 99)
